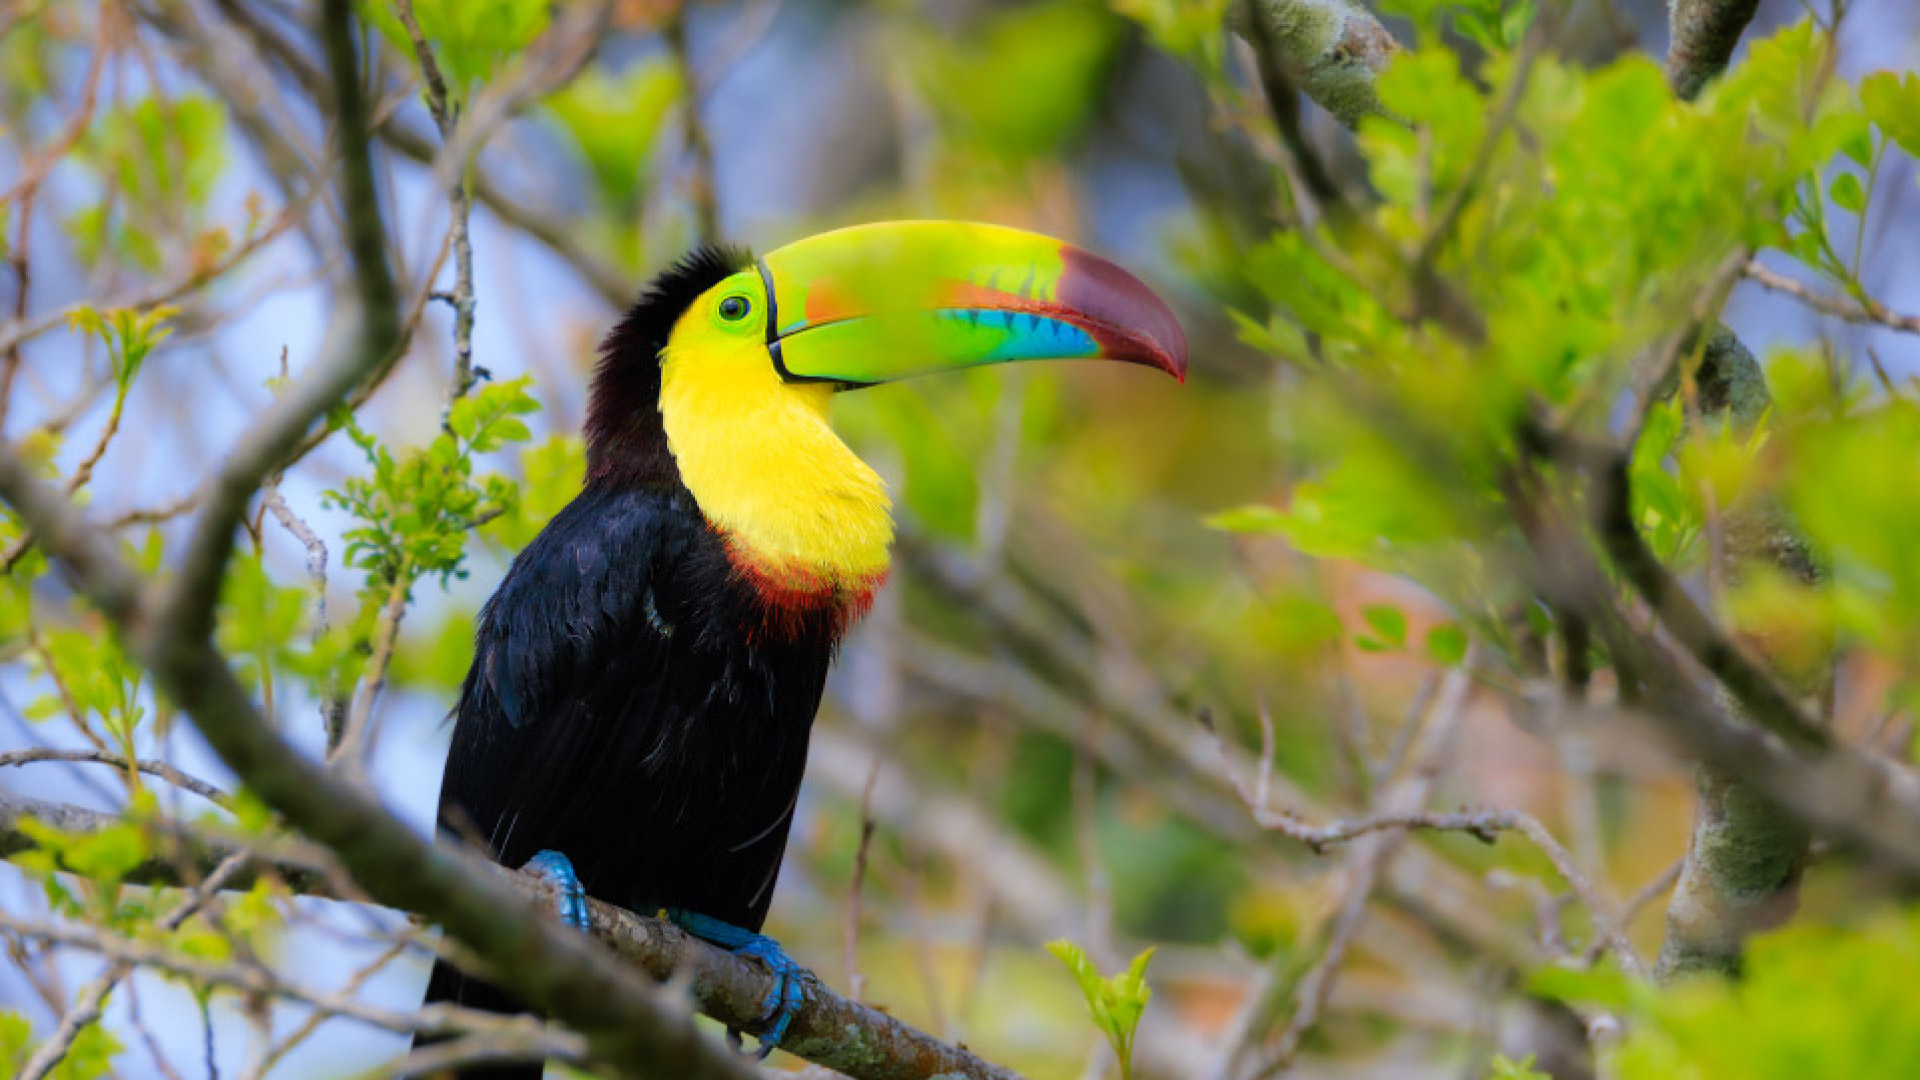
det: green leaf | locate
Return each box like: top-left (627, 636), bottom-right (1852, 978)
top-left (1487, 1054), bottom-right (1552, 1080)
top-left (1361, 604), bottom-right (1407, 649)
top-left (1205, 504), bottom-right (1289, 535)
top-left (1425, 625), bottom-right (1469, 664)
top-left (1861, 71), bottom-right (1920, 160)
top-left (1111, 0), bottom-right (1229, 74)
top-left (905, 1), bottom-right (1121, 164)
top-left (544, 61), bottom-right (680, 215)
top-left (1829, 170), bottom-right (1865, 213)
top-left (359, 0), bottom-right (550, 94)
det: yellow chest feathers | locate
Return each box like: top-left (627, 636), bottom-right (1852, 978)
top-left (658, 341), bottom-right (893, 580)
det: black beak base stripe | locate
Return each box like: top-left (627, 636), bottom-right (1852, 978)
top-left (755, 257), bottom-right (873, 391)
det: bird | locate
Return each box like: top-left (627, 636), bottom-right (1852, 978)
top-left (418, 220), bottom-right (1185, 1078)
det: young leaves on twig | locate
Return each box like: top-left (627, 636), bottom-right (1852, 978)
top-left (1046, 940), bottom-right (1155, 1080)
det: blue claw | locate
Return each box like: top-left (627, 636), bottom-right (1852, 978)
top-left (523, 850), bottom-right (590, 931)
top-left (668, 909), bottom-right (810, 1059)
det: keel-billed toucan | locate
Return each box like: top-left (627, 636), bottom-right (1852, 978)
top-left (420, 221), bottom-right (1185, 1075)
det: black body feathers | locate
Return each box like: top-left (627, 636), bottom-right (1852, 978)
top-left (438, 485), bottom-right (830, 926)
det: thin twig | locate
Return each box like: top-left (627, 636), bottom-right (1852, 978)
top-left (1239, 664), bottom-right (1480, 1080)
top-left (0, 748), bottom-right (233, 808)
top-left (1744, 260), bottom-right (1920, 335)
top-left (330, 557), bottom-right (411, 766)
top-left (666, 6), bottom-right (721, 244)
top-left (18, 850), bottom-right (254, 1080)
top-left (261, 482), bottom-right (336, 740)
top-left (391, 0), bottom-right (482, 411)
top-left (845, 755), bottom-right (882, 1004)
top-left (0, 907), bottom-right (583, 1057)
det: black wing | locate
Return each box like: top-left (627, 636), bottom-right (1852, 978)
top-left (435, 484), bottom-right (829, 926)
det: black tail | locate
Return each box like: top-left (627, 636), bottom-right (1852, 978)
top-left (413, 957), bottom-right (549, 1080)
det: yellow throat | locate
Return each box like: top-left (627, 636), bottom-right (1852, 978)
top-left (657, 331), bottom-right (894, 581)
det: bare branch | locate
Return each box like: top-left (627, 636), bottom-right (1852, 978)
top-left (261, 484), bottom-right (337, 741)
top-left (391, 0), bottom-right (482, 409)
top-left (0, 748), bottom-right (233, 809)
top-left (1217, 664), bottom-right (1478, 1080)
top-left (1744, 260), bottom-right (1920, 336)
top-left (331, 557), bottom-right (411, 766)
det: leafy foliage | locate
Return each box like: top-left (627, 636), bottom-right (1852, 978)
top-left (1534, 907), bottom-right (1920, 1079)
top-left (359, 0), bottom-right (549, 94)
top-left (323, 378), bottom-right (540, 590)
top-left (1486, 1054), bottom-right (1552, 1080)
top-left (66, 305), bottom-right (176, 401)
top-left (0, 1011), bottom-right (121, 1080)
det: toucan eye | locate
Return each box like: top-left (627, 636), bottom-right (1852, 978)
top-left (717, 295), bottom-right (751, 322)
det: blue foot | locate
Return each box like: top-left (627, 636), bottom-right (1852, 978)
top-left (522, 850), bottom-right (590, 931)
top-left (669, 909), bottom-right (809, 1059)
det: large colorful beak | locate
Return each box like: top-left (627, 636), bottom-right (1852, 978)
top-left (756, 221), bottom-right (1187, 388)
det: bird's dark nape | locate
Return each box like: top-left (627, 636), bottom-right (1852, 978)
top-left (585, 244), bottom-right (755, 490)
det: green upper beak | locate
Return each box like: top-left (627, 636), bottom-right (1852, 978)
top-left (755, 221), bottom-right (1188, 388)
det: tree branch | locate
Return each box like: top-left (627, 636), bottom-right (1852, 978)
top-left (1229, 0), bottom-right (1401, 130)
top-left (391, 0), bottom-right (481, 409)
top-left (1664, 0), bottom-right (1761, 101)
top-left (1744, 260), bottom-right (1920, 336)
top-left (0, 795), bottom-right (1027, 1080)
top-left (0, 748), bottom-right (233, 809)
top-left (1506, 456), bottom-right (1920, 885)
top-left (197, 0), bottom-right (636, 310)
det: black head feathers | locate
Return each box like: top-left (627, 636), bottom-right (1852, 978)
top-left (585, 245), bottom-right (756, 489)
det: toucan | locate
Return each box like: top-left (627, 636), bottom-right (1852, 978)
top-left (419, 220), bottom-right (1186, 1077)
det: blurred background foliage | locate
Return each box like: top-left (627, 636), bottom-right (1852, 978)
top-left (1, 0), bottom-right (1919, 1078)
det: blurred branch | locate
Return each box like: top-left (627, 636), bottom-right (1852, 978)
top-left (1212, 693), bottom-right (1641, 975)
top-left (1217, 664), bottom-right (1477, 1080)
top-left (1582, 438), bottom-right (1826, 752)
top-left (1664, 0), bottom-right (1761, 100)
top-left (1613, 326), bottom-right (1832, 978)
top-left (1506, 445), bottom-right (1920, 885)
top-left (899, 536), bottom-right (1537, 968)
top-left (0, 793), bottom-right (1029, 1080)
top-left (0, 197), bottom-right (313, 381)
top-left (1578, 0), bottom-right (1829, 960)
top-left (204, 0), bottom-right (636, 308)
top-left (1228, 0), bottom-right (1401, 130)
top-left (1744, 261), bottom-right (1920, 335)
top-left (0, 797), bottom-right (340, 896)
top-left (666, 7), bottom-right (721, 245)
top-left (423, 2), bottom-right (615, 199)
top-left (1237, 36), bottom-right (1343, 210)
